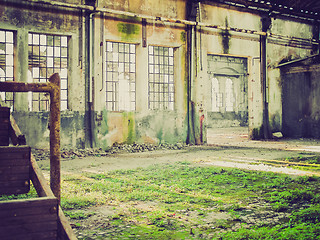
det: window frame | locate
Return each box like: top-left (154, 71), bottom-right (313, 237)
top-left (105, 41), bottom-right (136, 112)
top-left (28, 32), bottom-right (69, 111)
top-left (148, 45), bottom-right (175, 111)
top-left (0, 29), bottom-right (15, 108)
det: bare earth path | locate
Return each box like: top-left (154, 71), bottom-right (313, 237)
top-left (37, 127), bottom-right (320, 176)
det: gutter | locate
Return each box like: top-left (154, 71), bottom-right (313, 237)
top-left (277, 54), bottom-right (320, 68)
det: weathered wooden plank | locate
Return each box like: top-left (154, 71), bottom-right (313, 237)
top-left (0, 182), bottom-right (30, 195)
top-left (0, 172), bottom-right (29, 181)
top-left (0, 197), bottom-right (57, 209)
top-left (0, 180), bottom-right (29, 187)
top-left (0, 146), bottom-right (31, 195)
top-left (2, 214), bottom-right (57, 226)
top-left (0, 107), bottom-right (10, 114)
top-left (0, 121), bottom-right (9, 127)
top-left (0, 145), bottom-right (31, 153)
top-left (0, 157), bottom-right (29, 165)
top-left (0, 204), bottom-right (56, 218)
top-left (0, 165), bottom-right (29, 174)
top-left (5, 232), bottom-right (57, 240)
top-left (0, 197), bottom-right (58, 239)
top-left (0, 137), bottom-right (9, 146)
top-left (0, 186), bottom-right (30, 195)
top-left (0, 129), bottom-right (8, 134)
top-left (0, 222), bottom-right (58, 237)
top-left (1, 231), bottom-right (57, 240)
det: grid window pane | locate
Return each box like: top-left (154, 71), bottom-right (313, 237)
top-left (148, 46), bottom-right (174, 110)
top-left (28, 33), bottom-right (69, 111)
top-left (0, 29), bottom-right (15, 108)
top-left (106, 41), bottom-right (136, 111)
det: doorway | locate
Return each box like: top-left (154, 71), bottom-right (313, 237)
top-left (207, 55), bottom-right (248, 130)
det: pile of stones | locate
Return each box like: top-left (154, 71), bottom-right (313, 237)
top-left (32, 142), bottom-right (187, 161)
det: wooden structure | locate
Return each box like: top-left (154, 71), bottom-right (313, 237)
top-left (0, 74), bottom-right (77, 239)
top-left (0, 146), bottom-right (31, 195)
top-left (0, 197), bottom-right (59, 240)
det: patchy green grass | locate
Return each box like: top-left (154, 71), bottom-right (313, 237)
top-left (60, 162), bottom-right (320, 239)
top-left (0, 184), bottom-right (38, 201)
top-left (281, 155), bottom-right (320, 171)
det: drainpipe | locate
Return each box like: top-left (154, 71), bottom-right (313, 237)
top-left (86, 10), bottom-right (96, 148)
top-left (187, 26), bottom-right (196, 145)
top-left (186, 0), bottom-right (198, 145)
top-left (260, 16), bottom-right (272, 139)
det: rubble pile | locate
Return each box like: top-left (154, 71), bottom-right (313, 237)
top-left (32, 142), bottom-right (187, 161)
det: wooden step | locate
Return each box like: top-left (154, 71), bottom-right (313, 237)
top-left (0, 197), bottom-right (58, 240)
top-left (0, 146), bottom-right (31, 195)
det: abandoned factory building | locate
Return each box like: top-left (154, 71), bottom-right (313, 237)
top-left (0, 0), bottom-right (320, 149)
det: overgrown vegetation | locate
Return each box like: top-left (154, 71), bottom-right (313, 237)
top-left (60, 162), bottom-right (320, 239)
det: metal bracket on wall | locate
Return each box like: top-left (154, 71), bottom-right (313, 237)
top-left (142, 18), bottom-right (147, 48)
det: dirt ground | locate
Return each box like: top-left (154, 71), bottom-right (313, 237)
top-left (38, 127), bottom-right (320, 176)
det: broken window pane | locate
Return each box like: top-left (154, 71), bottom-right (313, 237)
top-left (28, 33), bottom-right (69, 111)
top-left (106, 41), bottom-right (136, 111)
top-left (0, 29), bottom-right (15, 108)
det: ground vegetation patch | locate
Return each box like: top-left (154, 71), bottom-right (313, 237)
top-left (59, 162), bottom-right (320, 239)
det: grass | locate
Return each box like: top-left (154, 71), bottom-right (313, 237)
top-left (0, 184), bottom-right (38, 201)
top-left (280, 155), bottom-right (320, 171)
top-left (59, 162), bottom-right (320, 239)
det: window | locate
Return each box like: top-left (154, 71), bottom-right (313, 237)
top-left (28, 33), bottom-right (68, 111)
top-left (148, 46), bottom-right (174, 110)
top-left (211, 78), bottom-right (220, 112)
top-left (106, 41), bottom-right (136, 111)
top-left (0, 30), bottom-right (14, 107)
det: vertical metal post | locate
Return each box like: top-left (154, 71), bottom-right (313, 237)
top-left (49, 73), bottom-right (61, 202)
top-left (260, 16), bottom-right (272, 139)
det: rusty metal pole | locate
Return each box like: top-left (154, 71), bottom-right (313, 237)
top-left (49, 73), bottom-right (61, 202)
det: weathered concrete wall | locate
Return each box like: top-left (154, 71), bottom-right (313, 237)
top-left (13, 111), bottom-right (86, 149)
top-left (198, 3), bottom-right (262, 137)
top-left (92, 0), bottom-right (188, 147)
top-left (0, 0), bottom-right (317, 149)
top-left (198, 2), bottom-right (313, 138)
top-left (267, 19), bottom-right (313, 133)
top-left (0, 2), bottom-right (87, 148)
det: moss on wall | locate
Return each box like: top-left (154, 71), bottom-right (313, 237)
top-left (250, 126), bottom-right (264, 140)
top-left (100, 109), bottom-right (109, 136)
top-left (126, 112), bottom-right (136, 144)
top-left (221, 17), bottom-right (231, 54)
top-left (117, 22), bottom-right (140, 40)
top-left (270, 112), bottom-right (281, 132)
top-left (180, 31), bottom-right (186, 42)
